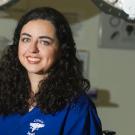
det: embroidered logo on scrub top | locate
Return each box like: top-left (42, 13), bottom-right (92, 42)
top-left (27, 119), bottom-right (45, 135)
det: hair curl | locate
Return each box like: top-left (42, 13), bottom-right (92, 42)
top-left (0, 7), bottom-right (90, 115)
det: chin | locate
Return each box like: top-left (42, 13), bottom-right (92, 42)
top-left (27, 70), bottom-right (43, 74)
top-left (27, 68), bottom-right (49, 75)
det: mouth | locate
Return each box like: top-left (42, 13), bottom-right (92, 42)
top-left (26, 57), bottom-right (41, 64)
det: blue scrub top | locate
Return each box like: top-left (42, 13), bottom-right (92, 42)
top-left (0, 95), bottom-right (102, 135)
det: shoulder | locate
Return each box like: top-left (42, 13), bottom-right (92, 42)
top-left (62, 93), bottom-right (102, 134)
top-left (69, 93), bottom-right (102, 126)
top-left (69, 93), bottom-right (96, 112)
top-left (65, 93), bottom-right (99, 121)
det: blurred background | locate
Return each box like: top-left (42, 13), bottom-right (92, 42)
top-left (0, 0), bottom-right (135, 134)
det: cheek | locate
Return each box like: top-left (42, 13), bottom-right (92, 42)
top-left (18, 43), bottom-right (26, 55)
top-left (50, 49), bottom-right (59, 61)
top-left (18, 44), bottom-right (26, 61)
top-left (43, 50), bottom-right (59, 65)
top-left (18, 45), bottom-right (22, 58)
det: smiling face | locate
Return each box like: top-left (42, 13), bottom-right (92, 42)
top-left (18, 19), bottom-right (59, 75)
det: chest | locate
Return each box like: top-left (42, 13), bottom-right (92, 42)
top-left (0, 108), bottom-right (67, 135)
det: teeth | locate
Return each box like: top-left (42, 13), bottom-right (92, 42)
top-left (27, 57), bottom-right (40, 62)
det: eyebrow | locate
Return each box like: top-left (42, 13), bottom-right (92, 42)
top-left (39, 36), bottom-right (54, 42)
top-left (21, 33), bottom-right (54, 41)
top-left (21, 33), bottom-right (31, 37)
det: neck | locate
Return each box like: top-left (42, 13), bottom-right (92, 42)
top-left (28, 72), bottom-right (48, 94)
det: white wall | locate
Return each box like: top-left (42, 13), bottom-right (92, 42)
top-left (0, 18), bottom-right (17, 51)
top-left (1, 15), bottom-right (135, 135)
top-left (72, 15), bottom-right (135, 135)
top-left (0, 18), bottom-right (17, 39)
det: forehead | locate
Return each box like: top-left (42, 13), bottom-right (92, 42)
top-left (20, 19), bottom-right (56, 36)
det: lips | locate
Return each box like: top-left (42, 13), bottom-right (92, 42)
top-left (27, 57), bottom-right (41, 64)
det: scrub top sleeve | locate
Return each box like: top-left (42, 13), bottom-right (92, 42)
top-left (63, 96), bottom-right (102, 135)
top-left (88, 100), bottom-right (102, 135)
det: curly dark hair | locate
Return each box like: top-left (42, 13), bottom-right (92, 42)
top-left (0, 7), bottom-right (90, 115)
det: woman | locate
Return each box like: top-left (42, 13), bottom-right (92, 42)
top-left (0, 7), bottom-right (102, 135)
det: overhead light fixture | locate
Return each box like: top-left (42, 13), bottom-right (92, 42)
top-left (92, 0), bottom-right (135, 23)
top-left (0, 0), bottom-right (19, 9)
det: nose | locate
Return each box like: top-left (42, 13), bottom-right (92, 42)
top-left (28, 41), bottom-right (39, 53)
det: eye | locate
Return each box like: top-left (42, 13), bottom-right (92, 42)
top-left (21, 37), bottom-right (31, 43)
top-left (39, 40), bottom-right (51, 46)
